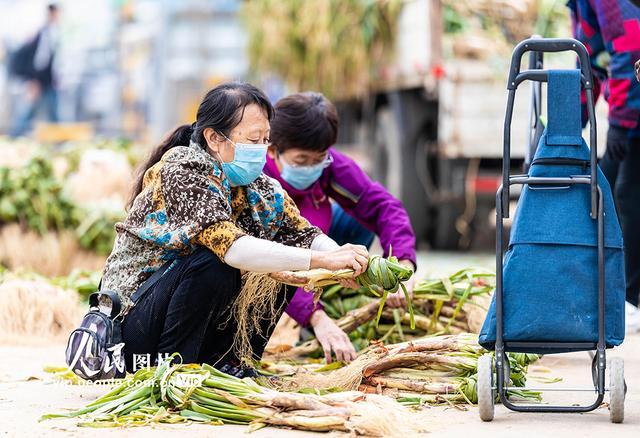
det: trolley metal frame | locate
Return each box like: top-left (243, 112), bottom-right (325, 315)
top-left (495, 38), bottom-right (605, 413)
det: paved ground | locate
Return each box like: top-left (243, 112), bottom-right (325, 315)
top-left (1, 336), bottom-right (637, 437)
top-left (1, 251), bottom-right (638, 437)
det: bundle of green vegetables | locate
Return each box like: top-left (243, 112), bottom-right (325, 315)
top-left (0, 157), bottom-right (76, 234)
top-left (413, 268), bottom-right (494, 334)
top-left (414, 268), bottom-right (494, 300)
top-left (304, 268), bottom-right (494, 354)
top-left (73, 205), bottom-right (123, 255)
top-left (271, 252), bottom-right (414, 329)
top-left (358, 334), bottom-right (541, 405)
top-left (0, 155), bottom-right (124, 255)
top-left (274, 333), bottom-right (541, 406)
top-left (42, 356), bottom-right (423, 434)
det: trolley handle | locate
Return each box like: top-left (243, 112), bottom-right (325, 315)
top-left (507, 38), bottom-right (593, 90)
top-left (501, 37), bottom-right (599, 220)
top-left (514, 70), bottom-right (591, 88)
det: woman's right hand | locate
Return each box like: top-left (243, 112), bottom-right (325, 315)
top-left (311, 244), bottom-right (369, 277)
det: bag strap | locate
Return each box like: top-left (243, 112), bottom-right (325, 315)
top-left (546, 69), bottom-right (582, 146)
top-left (130, 259), bottom-right (180, 304)
top-left (93, 259), bottom-right (181, 318)
top-left (89, 290), bottom-right (122, 319)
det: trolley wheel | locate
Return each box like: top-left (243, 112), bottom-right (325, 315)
top-left (609, 358), bottom-right (624, 423)
top-left (478, 354), bottom-right (495, 422)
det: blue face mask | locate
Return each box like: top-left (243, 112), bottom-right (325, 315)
top-left (219, 135), bottom-right (268, 187)
top-left (279, 155), bottom-right (331, 190)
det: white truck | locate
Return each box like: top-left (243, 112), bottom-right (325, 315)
top-left (336, 0), bottom-right (534, 249)
top-left (340, 0), bottom-right (607, 249)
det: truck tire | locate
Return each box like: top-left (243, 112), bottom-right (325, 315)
top-left (432, 158), bottom-right (467, 250)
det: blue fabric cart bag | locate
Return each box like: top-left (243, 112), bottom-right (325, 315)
top-left (478, 69), bottom-right (626, 353)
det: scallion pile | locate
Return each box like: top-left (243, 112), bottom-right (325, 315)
top-left (359, 334), bottom-right (541, 406)
top-left (42, 355), bottom-right (424, 434)
top-left (277, 334), bottom-right (542, 406)
top-left (279, 268), bottom-right (495, 358)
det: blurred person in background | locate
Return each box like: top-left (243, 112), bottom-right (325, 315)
top-left (569, 0), bottom-right (640, 331)
top-left (264, 92), bottom-right (417, 361)
top-left (8, 3), bottom-right (60, 137)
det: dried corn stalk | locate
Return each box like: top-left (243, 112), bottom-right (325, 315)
top-left (242, 0), bottom-right (401, 99)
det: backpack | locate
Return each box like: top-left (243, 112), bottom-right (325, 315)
top-left (7, 34), bottom-right (39, 79)
top-left (65, 290), bottom-right (126, 381)
top-left (65, 259), bottom-right (180, 380)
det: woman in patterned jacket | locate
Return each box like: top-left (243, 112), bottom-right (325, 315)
top-left (100, 82), bottom-right (370, 375)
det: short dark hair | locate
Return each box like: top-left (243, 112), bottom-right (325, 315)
top-left (270, 92), bottom-right (338, 153)
top-left (48, 3), bottom-right (58, 13)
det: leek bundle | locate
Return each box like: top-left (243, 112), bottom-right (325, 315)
top-left (271, 253), bottom-right (414, 328)
top-left (307, 268), bottom-right (494, 352)
top-left (42, 356), bottom-right (424, 435)
top-left (277, 334), bottom-right (543, 406)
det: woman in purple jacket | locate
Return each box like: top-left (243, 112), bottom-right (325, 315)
top-left (265, 92), bottom-right (417, 363)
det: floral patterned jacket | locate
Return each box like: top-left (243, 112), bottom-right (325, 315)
top-left (101, 141), bottom-right (321, 313)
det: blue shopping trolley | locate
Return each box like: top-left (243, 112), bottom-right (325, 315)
top-left (477, 38), bottom-right (627, 423)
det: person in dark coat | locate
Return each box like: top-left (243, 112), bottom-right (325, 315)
top-left (9, 4), bottom-right (60, 137)
top-left (569, 1), bottom-right (640, 313)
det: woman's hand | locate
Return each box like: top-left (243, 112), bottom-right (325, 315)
top-left (309, 310), bottom-right (357, 363)
top-left (311, 244), bottom-right (369, 277)
top-left (385, 259), bottom-right (415, 308)
top-left (338, 278), bottom-right (360, 290)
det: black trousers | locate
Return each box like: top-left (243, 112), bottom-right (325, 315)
top-left (600, 140), bottom-right (640, 306)
top-left (121, 247), bottom-right (295, 372)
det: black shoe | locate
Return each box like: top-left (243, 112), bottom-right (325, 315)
top-left (218, 361), bottom-right (259, 378)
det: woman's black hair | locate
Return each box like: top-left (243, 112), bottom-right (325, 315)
top-left (127, 82), bottom-right (273, 209)
top-left (270, 92), bottom-right (338, 153)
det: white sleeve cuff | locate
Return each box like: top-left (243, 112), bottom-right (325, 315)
top-left (310, 234), bottom-right (340, 252)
